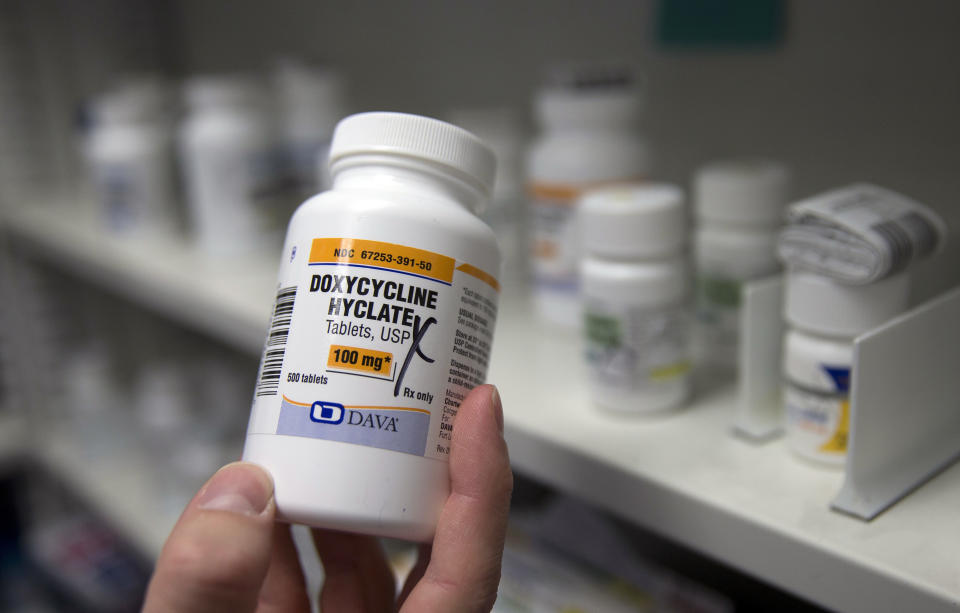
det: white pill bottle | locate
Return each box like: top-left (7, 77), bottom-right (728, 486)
top-left (86, 82), bottom-right (177, 235)
top-left (782, 271), bottom-right (909, 466)
top-left (243, 112), bottom-right (500, 541)
top-left (273, 60), bottom-right (346, 196)
top-left (693, 159), bottom-right (789, 369)
top-left (527, 69), bottom-right (649, 327)
top-left (180, 76), bottom-right (284, 257)
top-left (580, 184), bottom-right (691, 413)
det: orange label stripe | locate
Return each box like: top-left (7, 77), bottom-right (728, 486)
top-left (310, 238), bottom-right (456, 284)
top-left (456, 263), bottom-right (500, 292)
top-left (327, 345), bottom-right (393, 376)
top-left (529, 182), bottom-right (583, 201)
top-left (529, 178), bottom-right (648, 204)
top-left (310, 237), bottom-right (500, 292)
top-left (281, 396), bottom-right (429, 416)
top-left (282, 396), bottom-right (311, 407)
top-left (346, 405), bottom-right (431, 415)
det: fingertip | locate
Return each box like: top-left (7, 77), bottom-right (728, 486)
top-left (196, 462), bottom-right (275, 517)
top-left (490, 385), bottom-right (504, 433)
top-left (460, 384), bottom-right (504, 437)
top-left (400, 383), bottom-right (511, 612)
top-left (145, 463), bottom-right (278, 613)
top-left (449, 383), bottom-right (512, 501)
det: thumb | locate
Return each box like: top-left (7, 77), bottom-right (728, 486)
top-left (143, 462), bottom-right (276, 613)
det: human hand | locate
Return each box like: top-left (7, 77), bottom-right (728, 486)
top-left (142, 384), bottom-right (512, 613)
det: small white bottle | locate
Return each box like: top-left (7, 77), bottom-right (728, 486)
top-left (86, 80), bottom-right (177, 234)
top-left (243, 112), bottom-right (501, 541)
top-left (782, 271), bottom-right (909, 466)
top-left (527, 67), bottom-right (650, 327)
top-left (273, 60), bottom-right (347, 197)
top-left (693, 159), bottom-right (789, 370)
top-left (580, 184), bottom-right (691, 414)
top-left (180, 76), bottom-right (284, 257)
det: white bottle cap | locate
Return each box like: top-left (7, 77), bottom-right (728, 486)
top-left (535, 64), bottom-right (641, 129)
top-left (275, 60), bottom-right (345, 107)
top-left (94, 90), bottom-right (151, 125)
top-left (184, 75), bottom-right (266, 110)
top-left (694, 158), bottom-right (789, 226)
top-left (784, 270), bottom-right (910, 337)
top-left (274, 60), bottom-right (346, 135)
top-left (580, 183), bottom-right (686, 259)
top-left (94, 76), bottom-right (171, 125)
top-left (329, 112), bottom-right (496, 198)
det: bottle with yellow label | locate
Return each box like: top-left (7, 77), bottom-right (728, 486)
top-left (243, 112), bottom-right (500, 541)
top-left (782, 271), bottom-right (909, 466)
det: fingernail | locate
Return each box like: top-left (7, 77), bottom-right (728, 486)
top-left (196, 462), bottom-right (274, 517)
top-left (490, 385), bottom-right (504, 433)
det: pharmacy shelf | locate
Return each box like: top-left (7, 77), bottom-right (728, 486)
top-left (1, 202), bottom-right (276, 354)
top-left (0, 412), bottom-right (27, 464)
top-left (35, 427), bottom-right (184, 558)
top-left (4, 202), bottom-right (960, 611)
top-left (491, 303), bottom-right (960, 613)
top-left (0, 412), bottom-right (175, 557)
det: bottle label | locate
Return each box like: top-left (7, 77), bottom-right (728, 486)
top-left (246, 147), bottom-right (295, 230)
top-left (583, 300), bottom-right (691, 391)
top-left (785, 366), bottom-right (851, 459)
top-left (95, 163), bottom-right (141, 230)
top-left (187, 144), bottom-right (291, 252)
top-left (529, 183), bottom-right (582, 294)
top-left (248, 237), bottom-right (499, 462)
top-left (694, 273), bottom-right (743, 357)
top-left (779, 183), bottom-right (947, 284)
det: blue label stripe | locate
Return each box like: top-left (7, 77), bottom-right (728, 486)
top-left (531, 277), bottom-right (578, 291)
top-left (822, 366), bottom-right (851, 393)
top-left (276, 398), bottom-right (430, 457)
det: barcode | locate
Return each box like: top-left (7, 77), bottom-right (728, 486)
top-left (255, 286), bottom-right (297, 397)
top-left (897, 211), bottom-right (939, 259)
top-left (870, 219), bottom-right (914, 273)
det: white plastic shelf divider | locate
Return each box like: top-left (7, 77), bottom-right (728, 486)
top-left (490, 301), bottom-right (960, 613)
top-left (834, 286), bottom-right (960, 520)
top-left (734, 275), bottom-right (785, 440)
top-left (4, 203), bottom-right (960, 611)
top-left (1, 202), bottom-right (277, 354)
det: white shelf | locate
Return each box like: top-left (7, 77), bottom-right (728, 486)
top-left (490, 303), bottom-right (960, 613)
top-left (4, 202), bottom-right (960, 611)
top-left (1, 202), bottom-right (276, 354)
top-left (0, 413), bottom-right (175, 558)
top-left (0, 412), bottom-right (28, 464)
top-left (36, 428), bottom-right (184, 558)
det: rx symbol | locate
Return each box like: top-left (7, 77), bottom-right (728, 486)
top-left (394, 315), bottom-right (437, 397)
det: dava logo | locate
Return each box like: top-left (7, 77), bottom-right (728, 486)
top-left (310, 401), bottom-right (345, 425)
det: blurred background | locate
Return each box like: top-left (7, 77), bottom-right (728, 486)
top-left (0, 0), bottom-right (957, 611)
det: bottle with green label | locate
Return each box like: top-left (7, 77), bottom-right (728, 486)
top-left (692, 159), bottom-right (790, 371)
top-left (580, 183), bottom-right (691, 414)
